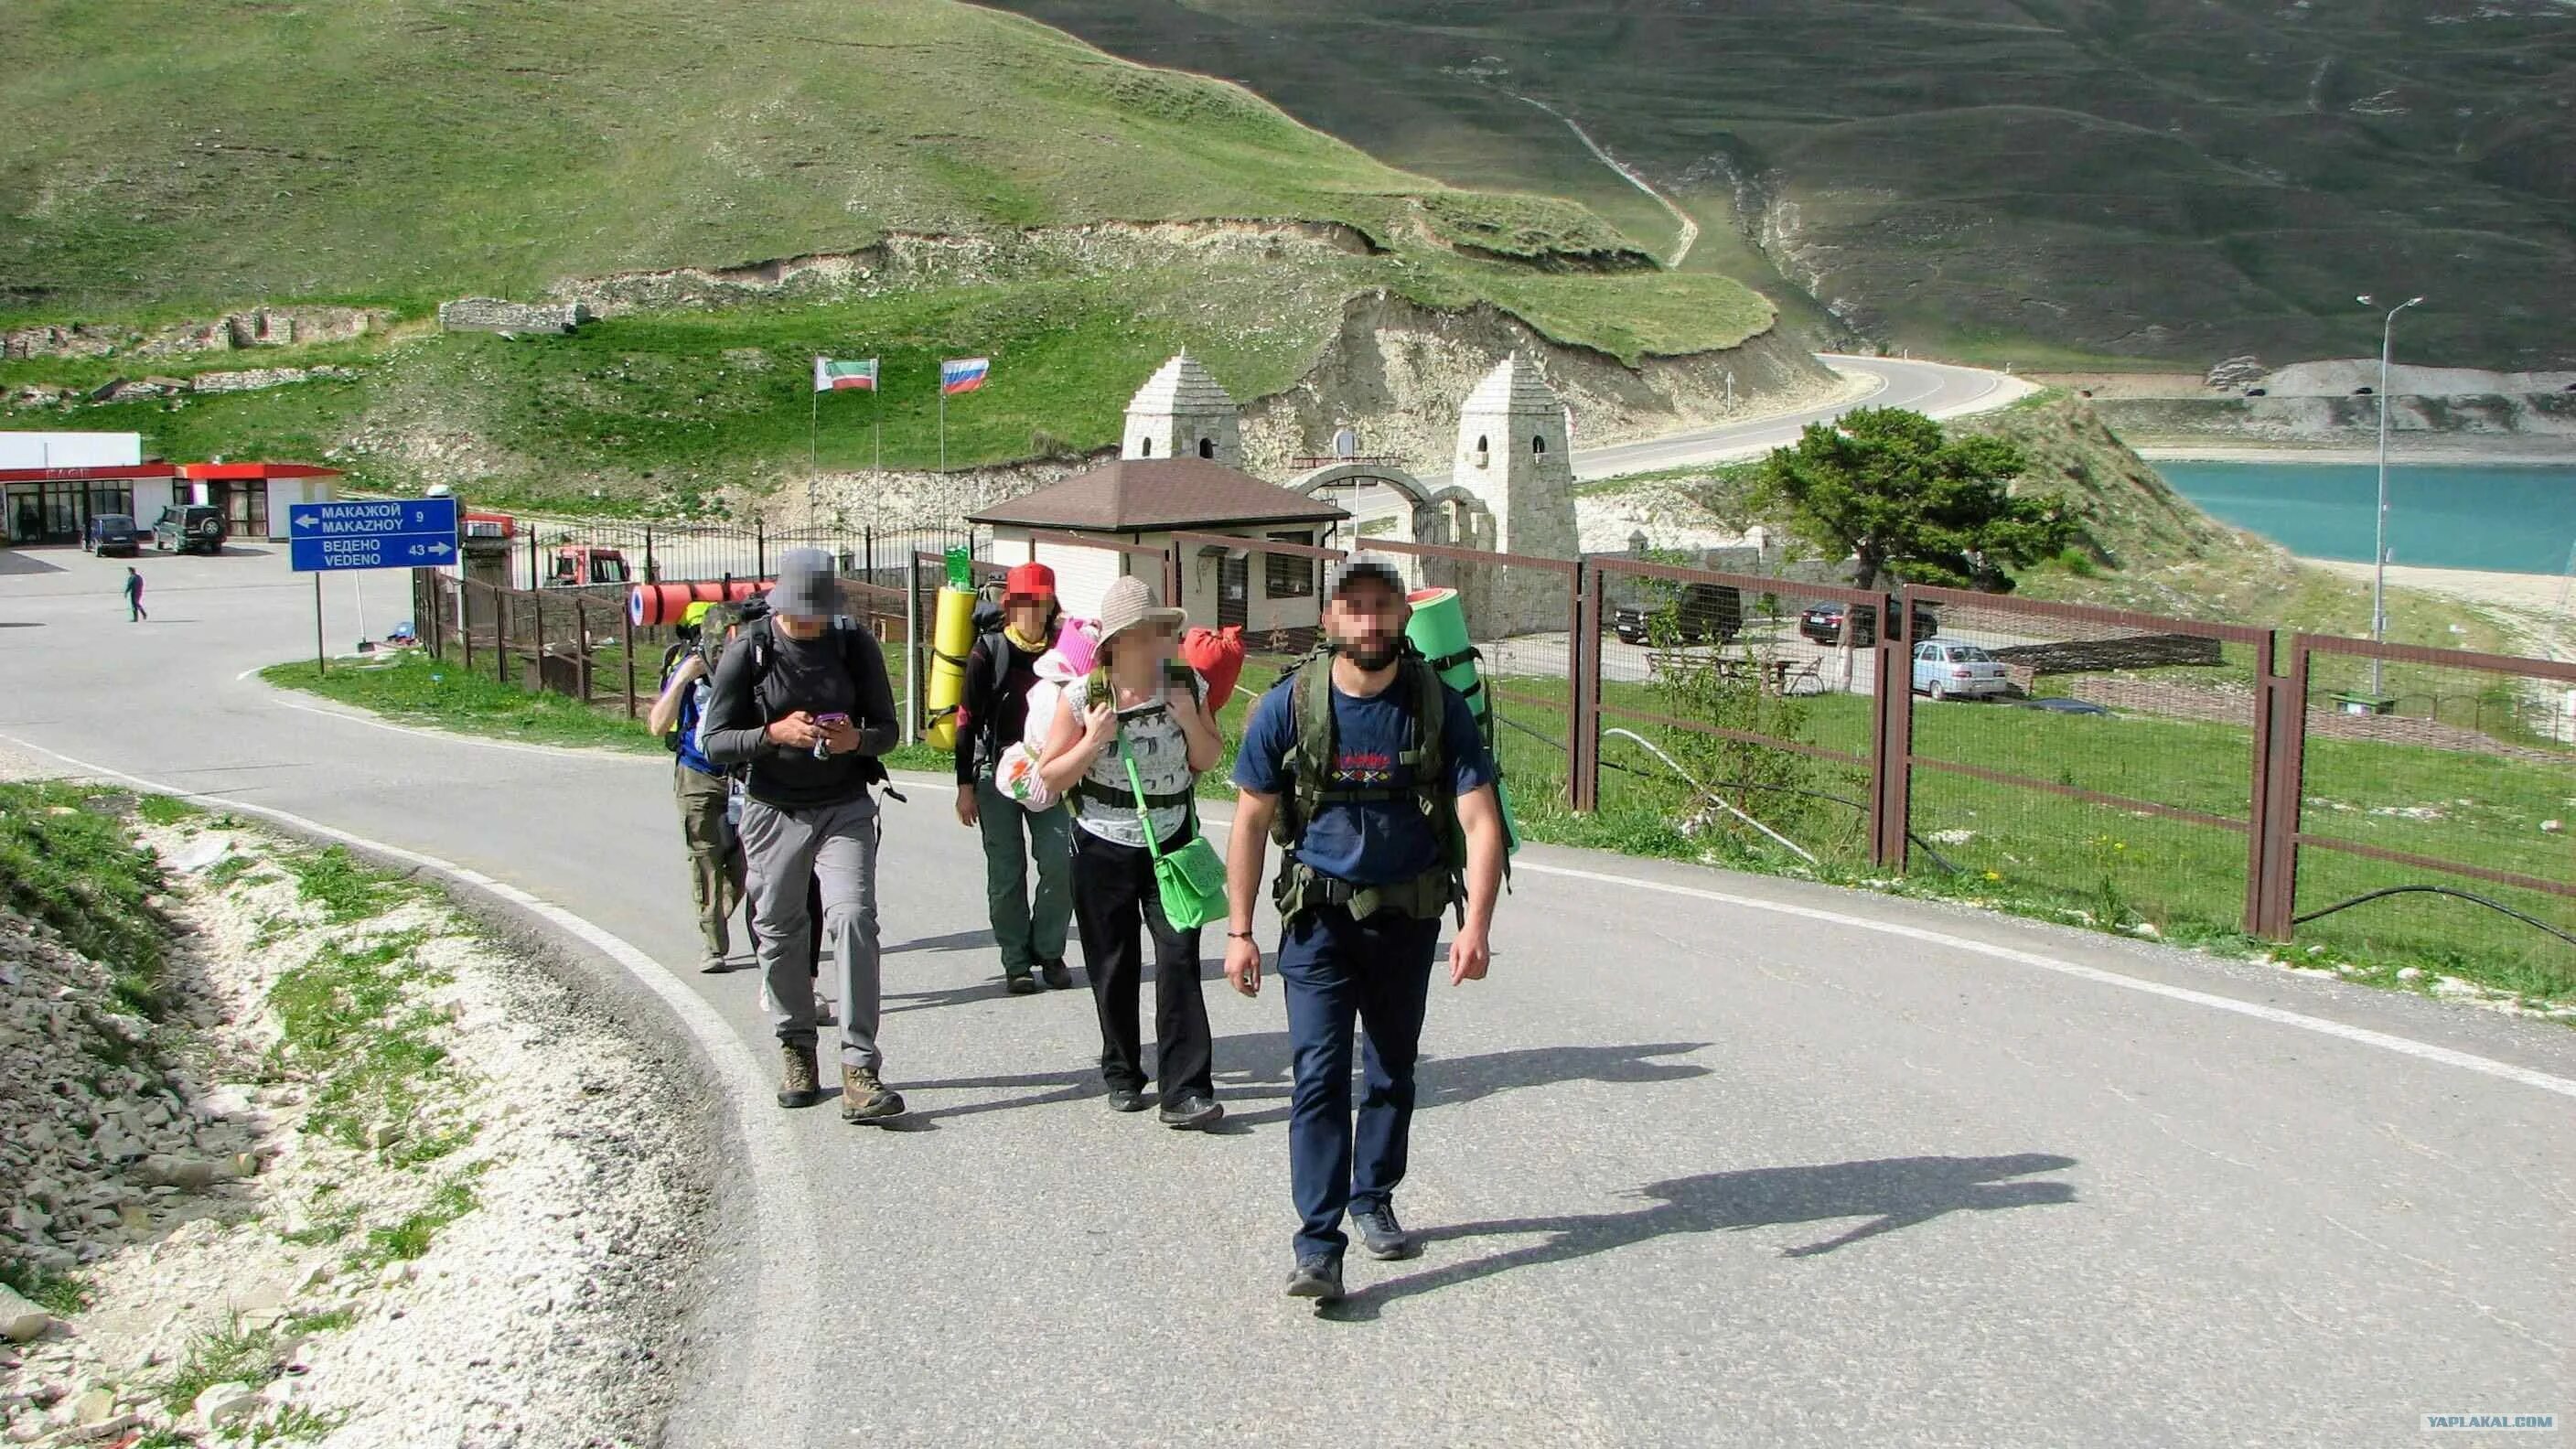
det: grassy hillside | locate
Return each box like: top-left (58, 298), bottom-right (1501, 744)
top-left (985, 0), bottom-right (2576, 370)
top-left (0, 0), bottom-right (1788, 508)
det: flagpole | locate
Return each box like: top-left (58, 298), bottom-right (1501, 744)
top-left (874, 384), bottom-right (883, 472)
top-left (939, 381), bottom-right (947, 473)
top-left (810, 387), bottom-right (820, 474)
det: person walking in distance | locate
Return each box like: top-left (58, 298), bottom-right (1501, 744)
top-left (955, 563), bottom-right (1076, 995)
top-left (123, 567), bottom-right (146, 623)
top-left (1223, 553), bottom-right (1506, 1302)
top-left (699, 550), bottom-right (905, 1122)
top-left (649, 604), bottom-right (746, 973)
top-left (1036, 575), bottom-right (1226, 1129)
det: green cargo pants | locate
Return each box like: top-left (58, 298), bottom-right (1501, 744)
top-left (977, 773), bottom-right (1072, 978)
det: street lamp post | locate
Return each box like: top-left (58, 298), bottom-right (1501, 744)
top-left (2356, 293), bottom-right (2424, 699)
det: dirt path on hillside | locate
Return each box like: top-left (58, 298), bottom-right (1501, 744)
top-left (1500, 91), bottom-right (1700, 268)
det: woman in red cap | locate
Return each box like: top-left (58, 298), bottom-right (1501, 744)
top-left (954, 562), bottom-right (1076, 994)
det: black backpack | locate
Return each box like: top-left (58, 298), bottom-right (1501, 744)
top-left (734, 615), bottom-right (902, 798)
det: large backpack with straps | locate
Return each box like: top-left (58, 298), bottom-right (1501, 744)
top-left (1267, 639), bottom-right (1486, 922)
top-left (727, 614), bottom-right (902, 798)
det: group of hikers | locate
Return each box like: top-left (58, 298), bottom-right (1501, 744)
top-left (649, 547), bottom-right (1506, 1301)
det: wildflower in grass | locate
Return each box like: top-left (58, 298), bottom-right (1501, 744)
top-left (1983, 870), bottom-right (2002, 882)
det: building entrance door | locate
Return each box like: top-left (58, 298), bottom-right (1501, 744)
top-left (1218, 554), bottom-right (1248, 629)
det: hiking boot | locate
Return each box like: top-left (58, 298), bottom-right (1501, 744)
top-left (1005, 972), bottom-right (1041, 997)
top-left (777, 1044), bottom-right (822, 1110)
top-left (814, 997), bottom-right (837, 1027)
top-left (1103, 1086), bottom-right (1151, 1113)
top-left (1284, 1254), bottom-right (1345, 1303)
top-left (1158, 1094), bottom-right (1224, 1131)
top-left (1351, 1203), bottom-right (1417, 1261)
top-left (1038, 959), bottom-right (1072, 990)
top-left (697, 952), bottom-right (729, 975)
top-left (840, 1066), bottom-right (907, 1124)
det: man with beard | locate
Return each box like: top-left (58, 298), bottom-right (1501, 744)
top-left (1221, 553), bottom-right (1507, 1304)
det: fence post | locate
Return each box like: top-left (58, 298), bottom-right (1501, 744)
top-left (903, 552), bottom-right (924, 743)
top-left (1162, 544), bottom-right (1182, 615)
top-left (1571, 564), bottom-right (1603, 812)
top-left (526, 531), bottom-right (538, 591)
top-left (643, 525), bottom-right (657, 585)
top-left (2249, 633), bottom-right (2307, 939)
top-left (864, 529), bottom-right (875, 585)
top-left (574, 597), bottom-right (589, 703)
top-left (533, 591), bottom-right (549, 692)
top-left (1869, 588), bottom-right (1915, 870)
top-left (461, 581), bottom-right (476, 671)
top-left (497, 590), bottom-right (510, 686)
top-left (756, 521), bottom-right (767, 580)
top-left (624, 599), bottom-right (639, 720)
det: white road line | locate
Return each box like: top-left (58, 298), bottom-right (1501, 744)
top-left (1512, 859), bottom-right (2576, 1101)
top-left (2, 735), bottom-right (822, 1442)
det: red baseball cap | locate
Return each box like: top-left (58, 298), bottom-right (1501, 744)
top-left (1004, 562), bottom-right (1056, 600)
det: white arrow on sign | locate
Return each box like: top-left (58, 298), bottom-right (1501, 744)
top-left (428, 542), bottom-right (452, 557)
top-left (294, 513), bottom-right (319, 528)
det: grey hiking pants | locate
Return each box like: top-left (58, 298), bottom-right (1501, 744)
top-left (740, 794), bottom-right (884, 1072)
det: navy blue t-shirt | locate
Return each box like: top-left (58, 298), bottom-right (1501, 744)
top-left (1233, 671), bottom-right (1496, 885)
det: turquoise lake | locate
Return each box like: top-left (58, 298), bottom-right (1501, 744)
top-left (2152, 461), bottom-right (2576, 575)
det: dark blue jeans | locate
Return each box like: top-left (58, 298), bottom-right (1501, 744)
top-left (1277, 905), bottom-right (1440, 1261)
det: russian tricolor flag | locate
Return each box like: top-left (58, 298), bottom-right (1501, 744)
top-left (940, 357), bottom-right (991, 395)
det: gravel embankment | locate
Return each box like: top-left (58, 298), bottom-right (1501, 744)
top-left (0, 795), bottom-right (713, 1447)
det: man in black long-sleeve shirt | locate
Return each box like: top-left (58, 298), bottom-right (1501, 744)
top-left (699, 549), bottom-right (906, 1122)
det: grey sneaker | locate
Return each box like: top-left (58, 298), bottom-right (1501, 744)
top-left (777, 1045), bottom-right (822, 1110)
top-left (840, 1066), bottom-right (907, 1124)
top-left (1351, 1203), bottom-right (1417, 1261)
top-left (1005, 972), bottom-right (1041, 996)
top-left (697, 952), bottom-right (729, 975)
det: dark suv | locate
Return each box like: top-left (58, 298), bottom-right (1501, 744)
top-left (1614, 582), bottom-right (1743, 645)
top-left (153, 504), bottom-right (227, 555)
top-left (86, 514), bottom-right (143, 556)
top-left (1798, 600), bottom-right (1938, 647)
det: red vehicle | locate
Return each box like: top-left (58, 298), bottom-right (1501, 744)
top-left (546, 544), bottom-right (631, 587)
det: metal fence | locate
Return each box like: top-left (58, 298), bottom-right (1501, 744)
top-left (408, 530), bottom-right (2573, 964)
top-left (502, 519), bottom-right (976, 592)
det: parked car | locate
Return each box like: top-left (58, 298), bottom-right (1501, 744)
top-left (1797, 600), bottom-right (1938, 647)
top-left (152, 504), bottom-right (227, 555)
top-left (86, 513), bottom-right (143, 557)
top-left (1614, 582), bottom-right (1742, 645)
top-left (1911, 641), bottom-right (2012, 700)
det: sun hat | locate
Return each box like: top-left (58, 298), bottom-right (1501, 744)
top-left (770, 547), bottom-right (843, 617)
top-left (1094, 575), bottom-right (1185, 647)
top-left (1004, 562), bottom-right (1057, 600)
top-left (1324, 551), bottom-right (1406, 600)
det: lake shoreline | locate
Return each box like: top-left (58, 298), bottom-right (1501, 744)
top-left (2135, 442), bottom-right (2576, 466)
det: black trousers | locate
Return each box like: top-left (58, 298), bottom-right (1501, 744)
top-left (1072, 827), bottom-right (1213, 1106)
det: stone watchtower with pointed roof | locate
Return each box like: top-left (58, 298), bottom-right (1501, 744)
top-left (1122, 351), bottom-right (1241, 469)
top-left (1451, 352), bottom-right (1578, 635)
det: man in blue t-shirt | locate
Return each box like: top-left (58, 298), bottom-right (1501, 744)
top-left (1226, 553), bottom-right (1508, 1304)
top-left (649, 604), bottom-right (746, 973)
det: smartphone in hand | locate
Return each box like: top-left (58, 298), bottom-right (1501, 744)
top-left (811, 712), bottom-right (852, 759)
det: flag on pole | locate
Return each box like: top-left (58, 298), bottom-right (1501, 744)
top-left (939, 357), bottom-right (991, 395)
top-left (813, 356), bottom-right (878, 392)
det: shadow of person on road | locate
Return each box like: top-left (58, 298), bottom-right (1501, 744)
top-left (895, 1035), bottom-right (1713, 1128)
top-left (1320, 1153), bottom-right (2077, 1321)
top-left (883, 928), bottom-right (1000, 957)
top-left (1211, 1034), bottom-right (1715, 1130)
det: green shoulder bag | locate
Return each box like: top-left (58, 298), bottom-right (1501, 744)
top-left (1118, 736), bottom-right (1229, 931)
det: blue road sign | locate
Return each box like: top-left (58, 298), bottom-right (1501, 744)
top-left (288, 498), bottom-right (459, 573)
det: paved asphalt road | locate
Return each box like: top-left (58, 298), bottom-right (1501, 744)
top-left (1568, 355), bottom-right (2034, 481)
top-left (4, 544), bottom-right (2570, 1447)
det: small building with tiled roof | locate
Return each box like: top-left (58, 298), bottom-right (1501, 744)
top-left (969, 455), bottom-right (1347, 633)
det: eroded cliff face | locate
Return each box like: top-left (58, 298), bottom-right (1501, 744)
top-left (1238, 291), bottom-right (1835, 476)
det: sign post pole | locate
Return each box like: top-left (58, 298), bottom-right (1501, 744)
top-left (313, 574), bottom-right (327, 677)
top-left (289, 497), bottom-right (458, 669)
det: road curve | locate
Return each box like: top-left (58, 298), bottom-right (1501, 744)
top-left (1572, 355), bottom-right (2037, 481)
top-left (3, 546), bottom-right (2569, 1448)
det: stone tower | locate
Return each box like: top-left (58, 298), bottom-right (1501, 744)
top-left (1450, 352), bottom-right (1577, 635)
top-left (1122, 351), bottom-right (1241, 468)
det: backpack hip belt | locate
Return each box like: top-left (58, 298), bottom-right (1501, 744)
top-left (1272, 855), bottom-right (1462, 925)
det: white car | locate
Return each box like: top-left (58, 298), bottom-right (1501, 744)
top-left (1913, 641), bottom-right (2011, 700)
